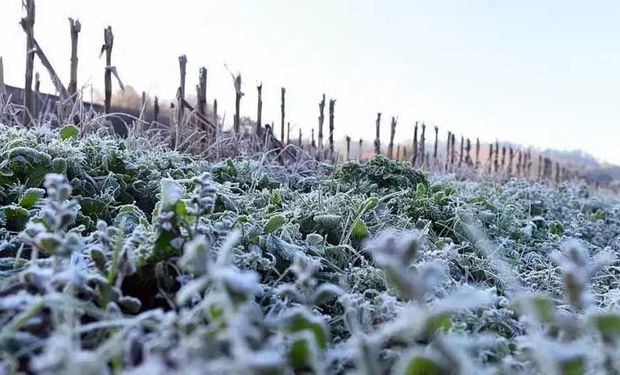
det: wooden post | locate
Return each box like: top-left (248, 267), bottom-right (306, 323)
top-left (197, 67), bottom-right (207, 117)
top-left (508, 148), bottom-right (514, 176)
top-left (153, 96), bottom-right (159, 122)
top-left (538, 155), bottom-right (543, 179)
top-left (256, 83), bottom-right (263, 137)
top-left (329, 99), bottom-right (336, 159)
top-left (488, 144), bottom-right (494, 174)
top-left (517, 150), bottom-right (523, 176)
top-left (68, 18), bottom-right (81, 98)
top-left (450, 133), bottom-right (456, 168)
top-left (213, 99), bottom-right (218, 133)
top-left (346, 136), bottom-right (351, 160)
top-left (475, 138), bottom-right (480, 168)
top-left (374, 112), bottom-right (381, 155)
top-left (501, 146), bottom-right (506, 170)
top-left (420, 123), bottom-right (426, 166)
top-left (433, 125), bottom-right (439, 161)
top-left (412, 122), bottom-right (419, 166)
top-left (445, 131), bottom-right (451, 171)
top-left (388, 116), bottom-right (396, 159)
top-left (287, 122), bottom-right (291, 144)
top-left (281, 87), bottom-right (286, 143)
top-left (403, 146), bottom-right (408, 160)
top-left (396, 145), bottom-right (401, 160)
top-left (311, 128), bottom-right (316, 149)
top-left (233, 73), bottom-right (242, 135)
top-left (358, 138), bottom-right (363, 160)
top-left (318, 94), bottom-right (325, 159)
top-left (298, 128), bottom-right (303, 147)
top-left (494, 140), bottom-right (500, 174)
top-left (101, 27), bottom-right (115, 114)
top-left (22, 0), bottom-right (36, 125)
top-left (459, 135), bottom-right (464, 167)
top-left (555, 162), bottom-right (560, 184)
top-left (34, 72), bottom-right (40, 118)
top-left (466, 138), bottom-right (471, 166)
top-left (0, 57), bottom-right (6, 97)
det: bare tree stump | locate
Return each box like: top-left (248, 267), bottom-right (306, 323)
top-left (21, 0), bottom-right (36, 126)
top-left (388, 116), bottom-right (396, 159)
top-left (68, 18), bottom-right (81, 98)
top-left (374, 112), bottom-right (381, 155)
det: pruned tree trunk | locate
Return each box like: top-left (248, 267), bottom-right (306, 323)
top-left (103, 27), bottom-right (114, 115)
top-left (318, 94), bottom-right (325, 159)
top-left (197, 67), bottom-right (207, 117)
top-left (388, 116), bottom-right (396, 159)
top-left (358, 138), bottom-right (363, 160)
top-left (346, 136), bottom-right (351, 160)
top-left (459, 135), bottom-right (464, 167)
top-left (153, 96), bottom-right (159, 123)
top-left (420, 123), bottom-right (426, 166)
top-left (256, 83), bottom-right (263, 137)
top-left (233, 73), bottom-right (242, 135)
top-left (412, 122), bottom-right (419, 166)
top-left (374, 112), bottom-right (381, 155)
top-left (445, 131), bottom-right (451, 171)
top-left (488, 144), bottom-right (494, 174)
top-left (280, 87), bottom-right (286, 143)
top-left (494, 140), bottom-right (500, 174)
top-left (433, 125), bottom-right (439, 162)
top-left (68, 18), bottom-right (81, 98)
top-left (466, 138), bottom-right (471, 166)
top-left (22, 0), bottom-right (36, 126)
top-left (329, 99), bottom-right (336, 160)
top-left (475, 138), bottom-right (480, 168)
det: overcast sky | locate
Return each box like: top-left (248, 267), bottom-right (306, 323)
top-left (1, 1), bottom-right (620, 163)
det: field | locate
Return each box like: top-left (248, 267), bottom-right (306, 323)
top-left (0, 121), bottom-right (620, 374)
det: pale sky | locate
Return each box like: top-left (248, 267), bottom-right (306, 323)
top-left (1, 1), bottom-right (620, 163)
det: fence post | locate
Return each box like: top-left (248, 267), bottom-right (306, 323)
top-left (256, 83), bottom-right (262, 137)
top-left (450, 133), bottom-right (456, 169)
top-left (298, 128), bottom-right (302, 148)
top-left (465, 138), bottom-right (473, 167)
top-left (0, 57), bottom-right (6, 97)
top-left (420, 123), bottom-right (426, 166)
top-left (318, 94), bottom-right (325, 159)
top-left (445, 131), bottom-right (451, 171)
top-left (475, 138), bottom-right (480, 168)
top-left (153, 96), bottom-right (159, 122)
top-left (197, 67), bottom-right (207, 117)
top-left (396, 145), bottom-right (401, 160)
top-left (213, 99), bottom-right (218, 134)
top-left (358, 138), bottom-right (363, 160)
top-left (508, 147), bottom-right (514, 176)
top-left (68, 18), bottom-right (81, 98)
top-left (346, 136), bottom-right (351, 160)
top-left (103, 27), bottom-right (115, 115)
top-left (412, 122), bottom-right (418, 166)
top-left (288, 125), bottom-right (296, 147)
top-left (459, 135), bottom-right (464, 167)
top-left (233, 73), bottom-right (242, 135)
top-left (388, 116), bottom-right (396, 159)
top-left (280, 87), bottom-right (286, 143)
top-left (21, 0), bottom-right (36, 125)
top-left (488, 144), bottom-right (494, 174)
top-left (494, 140), bottom-right (500, 174)
top-left (329, 99), bottom-right (336, 160)
top-left (501, 146), bottom-right (506, 171)
top-left (374, 112), bottom-right (381, 155)
top-left (311, 128), bottom-right (316, 150)
top-left (433, 125), bottom-right (439, 162)
top-left (34, 72), bottom-right (40, 118)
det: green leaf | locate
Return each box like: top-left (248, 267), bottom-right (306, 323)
top-left (289, 334), bottom-right (317, 371)
top-left (18, 188), bottom-right (45, 209)
top-left (59, 124), bottom-right (80, 140)
top-left (402, 355), bottom-right (444, 375)
top-left (350, 218), bottom-right (369, 241)
top-left (592, 313), bottom-right (620, 341)
top-left (420, 313), bottom-right (452, 339)
top-left (264, 214), bottom-right (286, 234)
top-left (286, 309), bottom-right (328, 349)
top-left (359, 197), bottom-right (378, 215)
top-left (549, 221), bottom-right (564, 235)
top-left (1, 205), bottom-right (30, 231)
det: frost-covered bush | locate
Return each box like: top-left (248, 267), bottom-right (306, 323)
top-left (1, 124), bottom-right (620, 373)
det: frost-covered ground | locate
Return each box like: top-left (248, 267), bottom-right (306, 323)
top-left (1, 123), bottom-right (620, 374)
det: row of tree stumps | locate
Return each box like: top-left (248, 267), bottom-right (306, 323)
top-left (339, 112), bottom-right (576, 184)
top-left (8, 0), bottom-right (581, 185)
